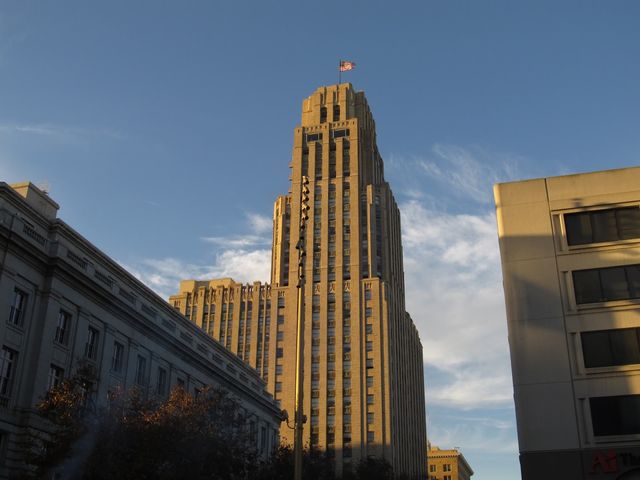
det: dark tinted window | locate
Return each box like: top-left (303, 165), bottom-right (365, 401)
top-left (565, 207), bottom-right (640, 245)
top-left (573, 264), bottom-right (640, 304)
top-left (333, 105), bottom-right (340, 122)
top-left (590, 395), bottom-right (640, 436)
top-left (332, 129), bottom-right (349, 139)
top-left (306, 133), bottom-right (323, 143)
top-left (582, 328), bottom-right (640, 368)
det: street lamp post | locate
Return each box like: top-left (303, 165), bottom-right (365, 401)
top-left (293, 175), bottom-right (310, 480)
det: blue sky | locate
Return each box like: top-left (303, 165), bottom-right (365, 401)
top-left (2, 2), bottom-right (640, 478)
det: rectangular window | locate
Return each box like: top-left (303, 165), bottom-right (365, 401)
top-left (111, 342), bottom-right (124, 373)
top-left (0, 347), bottom-right (17, 405)
top-left (8, 288), bottom-right (27, 326)
top-left (157, 367), bottom-right (167, 395)
top-left (48, 364), bottom-right (64, 390)
top-left (565, 206), bottom-right (640, 246)
top-left (55, 310), bottom-right (71, 345)
top-left (367, 376), bottom-right (374, 387)
top-left (85, 327), bottom-right (99, 359)
top-left (590, 394), bottom-right (640, 436)
top-left (573, 264), bottom-right (640, 304)
top-left (443, 464), bottom-right (452, 472)
top-left (367, 394), bottom-right (374, 404)
top-left (582, 328), bottom-right (640, 368)
top-left (135, 355), bottom-right (147, 385)
top-left (430, 465), bottom-right (436, 473)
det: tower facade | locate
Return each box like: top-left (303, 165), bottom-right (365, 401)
top-left (171, 84), bottom-right (427, 478)
top-left (272, 83), bottom-right (425, 477)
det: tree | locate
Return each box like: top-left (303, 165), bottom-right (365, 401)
top-left (26, 373), bottom-right (402, 480)
top-left (84, 386), bottom-right (259, 480)
top-left (25, 374), bottom-right (262, 480)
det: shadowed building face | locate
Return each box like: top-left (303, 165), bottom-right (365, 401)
top-left (495, 167), bottom-right (640, 480)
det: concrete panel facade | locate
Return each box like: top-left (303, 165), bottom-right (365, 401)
top-left (495, 167), bottom-right (640, 480)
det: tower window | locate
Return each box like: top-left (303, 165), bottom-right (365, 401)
top-left (332, 128), bottom-right (349, 139)
top-left (333, 105), bottom-right (340, 122)
top-left (320, 107), bottom-right (327, 123)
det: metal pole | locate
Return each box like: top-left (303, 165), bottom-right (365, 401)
top-left (293, 176), bottom-right (309, 480)
top-left (293, 272), bottom-right (304, 480)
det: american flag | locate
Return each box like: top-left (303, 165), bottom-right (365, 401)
top-left (339, 60), bottom-right (356, 72)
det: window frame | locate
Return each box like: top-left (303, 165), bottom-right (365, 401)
top-left (55, 310), bottom-right (71, 345)
top-left (8, 288), bottom-right (27, 327)
top-left (0, 346), bottom-right (18, 406)
top-left (85, 326), bottom-right (100, 360)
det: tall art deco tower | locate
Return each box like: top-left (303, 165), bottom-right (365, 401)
top-left (171, 84), bottom-right (426, 477)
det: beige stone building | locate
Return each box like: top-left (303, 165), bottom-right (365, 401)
top-left (427, 444), bottom-right (473, 480)
top-left (0, 182), bottom-right (281, 479)
top-left (495, 167), bottom-right (640, 480)
top-left (171, 83), bottom-right (427, 478)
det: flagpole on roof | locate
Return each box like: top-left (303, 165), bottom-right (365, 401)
top-left (338, 59), bottom-right (342, 85)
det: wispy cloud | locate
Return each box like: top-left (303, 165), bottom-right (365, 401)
top-left (390, 144), bottom-right (522, 205)
top-left (121, 248), bottom-right (271, 301)
top-left (386, 145), bottom-right (521, 413)
top-left (427, 410), bottom-right (518, 454)
top-left (123, 211), bottom-right (273, 300)
top-left (0, 122), bottom-right (124, 145)
top-left (201, 212), bottom-right (272, 248)
top-left (201, 235), bottom-right (270, 248)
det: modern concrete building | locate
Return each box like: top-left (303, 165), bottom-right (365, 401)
top-left (427, 444), bottom-right (473, 480)
top-left (171, 84), bottom-right (427, 478)
top-left (495, 167), bottom-right (640, 480)
top-left (0, 182), bottom-right (281, 479)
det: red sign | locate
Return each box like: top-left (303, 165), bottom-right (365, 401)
top-left (591, 451), bottom-right (618, 474)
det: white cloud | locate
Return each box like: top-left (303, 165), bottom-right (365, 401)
top-left (201, 235), bottom-right (270, 248)
top-left (390, 145), bottom-right (520, 410)
top-left (401, 200), bottom-right (512, 409)
top-left (122, 211), bottom-right (273, 300)
top-left (120, 247), bottom-right (271, 301)
top-left (246, 212), bottom-right (272, 234)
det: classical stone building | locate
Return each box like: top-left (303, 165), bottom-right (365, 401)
top-left (495, 167), bottom-right (640, 479)
top-left (0, 182), bottom-right (281, 479)
top-left (427, 444), bottom-right (473, 480)
top-left (171, 83), bottom-right (427, 478)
